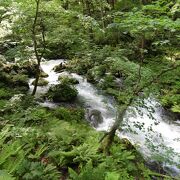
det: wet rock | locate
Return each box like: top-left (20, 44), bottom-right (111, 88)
top-left (53, 62), bottom-right (66, 73)
top-left (86, 109), bottom-right (103, 127)
top-left (145, 161), bottom-right (167, 176)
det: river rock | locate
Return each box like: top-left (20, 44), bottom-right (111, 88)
top-left (53, 62), bottom-right (66, 73)
top-left (86, 109), bottom-right (103, 127)
top-left (31, 78), bottom-right (49, 86)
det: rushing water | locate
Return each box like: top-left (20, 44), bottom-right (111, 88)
top-left (29, 60), bottom-right (180, 176)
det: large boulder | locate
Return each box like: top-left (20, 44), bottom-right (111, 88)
top-left (46, 83), bottom-right (78, 102)
top-left (86, 109), bottom-right (103, 127)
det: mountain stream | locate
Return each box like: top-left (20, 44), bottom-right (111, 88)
top-left (29, 60), bottom-right (180, 176)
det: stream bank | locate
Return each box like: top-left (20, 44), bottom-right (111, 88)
top-left (29, 59), bottom-right (180, 177)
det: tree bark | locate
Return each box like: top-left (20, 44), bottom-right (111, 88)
top-left (100, 104), bottom-right (128, 155)
top-left (32, 0), bottom-right (45, 96)
top-left (107, 0), bottom-right (116, 9)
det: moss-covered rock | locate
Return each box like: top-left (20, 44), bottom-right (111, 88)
top-left (32, 78), bottom-right (49, 86)
top-left (19, 61), bottom-right (38, 77)
top-left (53, 62), bottom-right (66, 73)
top-left (0, 72), bottom-right (29, 91)
top-left (86, 109), bottom-right (103, 127)
top-left (47, 83), bottom-right (78, 102)
top-left (58, 75), bottom-right (79, 85)
top-left (40, 71), bottom-right (49, 78)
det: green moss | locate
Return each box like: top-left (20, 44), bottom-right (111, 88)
top-left (32, 78), bottom-right (49, 86)
top-left (0, 99), bottom-right (8, 109)
top-left (47, 83), bottom-right (78, 102)
top-left (0, 88), bottom-right (12, 99)
top-left (171, 105), bottom-right (180, 113)
top-left (53, 107), bottom-right (85, 122)
top-left (58, 76), bottom-right (79, 85)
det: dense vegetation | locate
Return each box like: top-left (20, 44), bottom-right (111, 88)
top-left (0, 0), bottom-right (179, 179)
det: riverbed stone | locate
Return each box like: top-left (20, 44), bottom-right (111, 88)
top-left (53, 62), bottom-right (66, 73)
top-left (86, 109), bottom-right (103, 127)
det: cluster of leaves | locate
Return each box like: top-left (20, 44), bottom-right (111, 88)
top-left (61, 0), bottom-right (180, 112)
top-left (0, 0), bottom-right (179, 178)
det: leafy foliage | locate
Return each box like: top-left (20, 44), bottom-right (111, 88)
top-left (0, 0), bottom-right (179, 179)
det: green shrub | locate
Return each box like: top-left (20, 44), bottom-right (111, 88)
top-left (16, 160), bottom-right (60, 180)
top-left (20, 107), bottom-right (51, 126)
top-left (0, 100), bottom-right (7, 109)
top-left (0, 88), bottom-right (12, 99)
top-left (53, 107), bottom-right (85, 122)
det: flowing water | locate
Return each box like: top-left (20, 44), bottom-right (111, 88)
top-left (29, 60), bottom-right (180, 176)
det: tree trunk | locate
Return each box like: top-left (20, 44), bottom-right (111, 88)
top-left (62, 0), bottom-right (69, 10)
top-left (32, 0), bottom-right (41, 96)
top-left (84, 0), bottom-right (94, 40)
top-left (100, 104), bottom-right (128, 155)
top-left (107, 0), bottom-right (116, 9)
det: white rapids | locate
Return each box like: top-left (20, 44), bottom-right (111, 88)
top-left (29, 60), bottom-right (180, 176)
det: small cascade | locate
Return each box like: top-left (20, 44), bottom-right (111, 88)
top-left (29, 60), bottom-right (180, 176)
